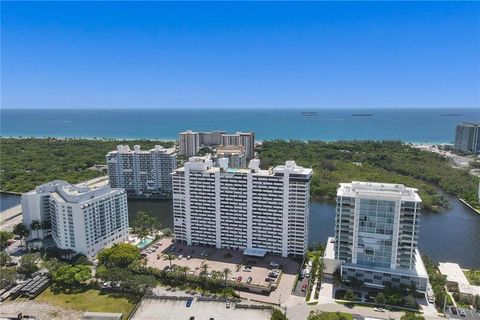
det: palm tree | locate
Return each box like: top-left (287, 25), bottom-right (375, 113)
top-left (179, 266), bottom-right (190, 277)
top-left (142, 256), bottom-right (149, 268)
top-left (30, 220), bottom-right (42, 239)
top-left (222, 267), bottom-right (232, 294)
top-left (470, 268), bottom-right (476, 279)
top-left (13, 223), bottom-right (30, 247)
top-left (200, 263), bottom-right (209, 277)
top-left (163, 253), bottom-right (175, 269)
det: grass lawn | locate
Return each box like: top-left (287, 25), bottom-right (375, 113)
top-left (36, 287), bottom-right (139, 317)
top-left (463, 270), bottom-right (480, 286)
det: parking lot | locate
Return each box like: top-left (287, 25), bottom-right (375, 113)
top-left (143, 237), bottom-right (300, 297)
top-left (131, 297), bottom-right (271, 320)
top-left (445, 307), bottom-right (480, 320)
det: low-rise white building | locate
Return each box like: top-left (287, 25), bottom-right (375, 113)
top-left (22, 180), bottom-right (129, 258)
top-left (172, 156), bottom-right (312, 257)
top-left (438, 262), bottom-right (480, 304)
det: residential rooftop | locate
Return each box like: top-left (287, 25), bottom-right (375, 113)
top-left (337, 181), bottom-right (421, 202)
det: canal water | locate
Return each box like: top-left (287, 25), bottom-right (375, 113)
top-left (2, 192), bottom-right (479, 268)
top-left (0, 193), bottom-right (21, 212)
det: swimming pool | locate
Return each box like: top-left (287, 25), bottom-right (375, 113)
top-left (136, 237), bottom-right (154, 249)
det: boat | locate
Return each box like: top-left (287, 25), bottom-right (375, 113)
top-left (300, 112), bottom-right (318, 116)
top-left (352, 113), bottom-right (373, 117)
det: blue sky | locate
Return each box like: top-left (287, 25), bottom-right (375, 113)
top-left (1, 1), bottom-right (479, 109)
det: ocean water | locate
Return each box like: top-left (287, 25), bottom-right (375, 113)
top-left (1, 108), bottom-right (479, 142)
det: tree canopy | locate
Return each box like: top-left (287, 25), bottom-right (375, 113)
top-left (97, 243), bottom-right (141, 268)
top-left (53, 264), bottom-right (92, 285)
top-left (259, 140), bottom-right (479, 211)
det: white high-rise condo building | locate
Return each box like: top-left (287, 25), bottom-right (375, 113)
top-left (22, 180), bottom-right (129, 258)
top-left (178, 130), bottom-right (255, 159)
top-left (215, 145), bottom-right (247, 168)
top-left (454, 122), bottom-right (480, 153)
top-left (179, 130), bottom-right (201, 157)
top-left (106, 145), bottom-right (177, 198)
top-left (334, 182), bottom-right (428, 291)
top-left (172, 156), bottom-right (312, 257)
top-left (220, 132), bottom-right (255, 159)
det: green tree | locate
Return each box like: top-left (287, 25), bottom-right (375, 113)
top-left (222, 267), bottom-right (232, 294)
top-left (343, 289), bottom-right (355, 303)
top-left (163, 253), bottom-right (176, 269)
top-left (271, 308), bottom-right (288, 320)
top-left (53, 265), bottom-right (91, 285)
top-left (97, 243), bottom-right (141, 268)
top-left (17, 253), bottom-right (40, 275)
top-left (0, 252), bottom-right (12, 267)
top-left (13, 223), bottom-right (30, 247)
top-left (375, 292), bottom-right (386, 306)
top-left (332, 268), bottom-right (342, 286)
top-left (42, 257), bottom-right (66, 274)
top-left (401, 312), bottom-right (425, 320)
top-left (0, 268), bottom-right (17, 289)
top-left (30, 220), bottom-right (42, 239)
top-left (0, 231), bottom-right (14, 250)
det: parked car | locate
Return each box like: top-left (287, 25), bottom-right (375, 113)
top-left (247, 276), bottom-right (252, 284)
top-left (307, 261), bottom-right (313, 268)
top-left (268, 272), bottom-right (278, 278)
top-left (265, 278), bottom-right (274, 283)
top-left (226, 301), bottom-right (231, 308)
top-left (451, 307), bottom-right (458, 315)
top-left (269, 262), bottom-right (279, 268)
top-left (300, 269), bottom-right (306, 279)
top-left (301, 283), bottom-right (307, 292)
top-left (459, 309), bottom-right (466, 317)
top-left (237, 276), bottom-right (242, 282)
top-left (374, 308), bottom-right (385, 312)
top-left (305, 269), bottom-right (310, 278)
top-left (169, 246), bottom-right (176, 252)
top-left (178, 255), bottom-right (183, 260)
top-left (187, 255), bottom-right (192, 260)
top-left (186, 299), bottom-right (193, 307)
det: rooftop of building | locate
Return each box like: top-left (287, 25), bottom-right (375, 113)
top-left (438, 262), bottom-right (470, 285)
top-left (324, 237), bottom-right (336, 260)
top-left (337, 181), bottom-right (421, 202)
top-left (179, 130), bottom-right (254, 136)
top-left (26, 180), bottom-right (124, 204)
top-left (108, 144), bottom-right (176, 155)
top-left (175, 157), bottom-right (312, 177)
top-left (216, 145), bottom-right (245, 155)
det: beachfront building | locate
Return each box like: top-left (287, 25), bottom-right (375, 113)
top-left (21, 180), bottom-right (129, 258)
top-left (106, 145), bottom-right (177, 198)
top-left (220, 132), bottom-right (255, 159)
top-left (178, 130), bottom-right (255, 159)
top-left (215, 145), bottom-right (247, 168)
top-left (179, 130), bottom-right (201, 157)
top-left (172, 156), bottom-right (312, 257)
top-left (332, 181), bottom-right (429, 291)
top-left (454, 122), bottom-right (480, 153)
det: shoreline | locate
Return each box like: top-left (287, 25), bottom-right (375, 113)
top-left (0, 135), bottom-right (451, 145)
top-left (459, 198), bottom-right (480, 215)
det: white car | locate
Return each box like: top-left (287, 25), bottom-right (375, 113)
top-left (269, 262), bottom-right (279, 268)
top-left (178, 255), bottom-right (183, 260)
top-left (374, 307), bottom-right (385, 312)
